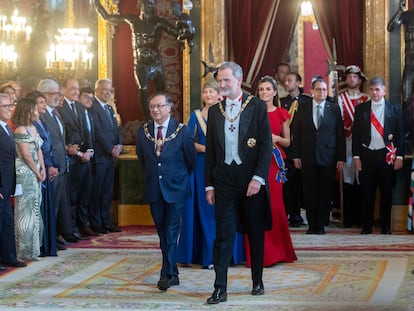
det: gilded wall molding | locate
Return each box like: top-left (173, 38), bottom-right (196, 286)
top-left (182, 1), bottom-right (192, 122)
top-left (97, 0), bottom-right (119, 80)
top-left (364, 0), bottom-right (389, 85)
top-left (201, 0), bottom-right (226, 82)
top-left (96, 0), bottom-right (119, 122)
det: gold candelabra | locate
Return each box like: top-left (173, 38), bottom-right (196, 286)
top-left (0, 9), bottom-right (31, 78)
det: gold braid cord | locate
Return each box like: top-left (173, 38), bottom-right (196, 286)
top-left (143, 123), bottom-right (185, 156)
top-left (219, 95), bottom-right (254, 122)
top-left (288, 100), bottom-right (298, 126)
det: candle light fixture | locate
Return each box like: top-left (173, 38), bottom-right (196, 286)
top-left (45, 28), bottom-right (94, 81)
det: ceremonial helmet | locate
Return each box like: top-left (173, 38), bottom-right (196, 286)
top-left (343, 65), bottom-right (367, 81)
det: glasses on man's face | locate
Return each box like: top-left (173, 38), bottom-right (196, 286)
top-left (0, 103), bottom-right (16, 109)
top-left (314, 88), bottom-right (327, 92)
top-left (81, 95), bottom-right (93, 101)
top-left (149, 104), bottom-right (169, 110)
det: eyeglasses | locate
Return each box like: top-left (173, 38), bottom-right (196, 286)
top-left (149, 104), bottom-right (169, 110)
top-left (313, 88), bottom-right (327, 92)
top-left (0, 103), bottom-right (16, 109)
top-left (81, 95), bottom-right (93, 101)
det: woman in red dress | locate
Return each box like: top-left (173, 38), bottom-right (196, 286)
top-left (245, 76), bottom-right (297, 267)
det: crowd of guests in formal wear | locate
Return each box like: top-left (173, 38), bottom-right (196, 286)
top-left (0, 78), bottom-right (123, 272)
top-left (135, 60), bottom-right (404, 305)
top-left (0, 59), bottom-right (405, 305)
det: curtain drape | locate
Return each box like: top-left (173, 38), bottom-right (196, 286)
top-left (225, 0), bottom-right (301, 93)
top-left (310, 0), bottom-right (364, 70)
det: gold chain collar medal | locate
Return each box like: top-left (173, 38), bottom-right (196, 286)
top-left (143, 123), bottom-right (184, 156)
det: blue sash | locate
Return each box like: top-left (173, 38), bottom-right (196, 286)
top-left (272, 145), bottom-right (287, 183)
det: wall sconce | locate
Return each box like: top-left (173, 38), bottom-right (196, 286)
top-left (45, 28), bottom-right (94, 81)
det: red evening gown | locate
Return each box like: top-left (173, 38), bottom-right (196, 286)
top-left (245, 107), bottom-right (297, 267)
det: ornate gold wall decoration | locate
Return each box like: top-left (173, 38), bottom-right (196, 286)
top-left (97, 0), bottom-right (119, 80)
top-left (182, 1), bottom-right (192, 123)
top-left (96, 0), bottom-right (120, 123)
top-left (364, 0), bottom-right (389, 85)
top-left (201, 0), bottom-right (226, 79)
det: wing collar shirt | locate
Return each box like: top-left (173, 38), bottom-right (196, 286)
top-left (369, 98), bottom-right (386, 150)
top-left (224, 93), bottom-right (243, 165)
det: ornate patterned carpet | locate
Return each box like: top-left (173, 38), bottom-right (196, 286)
top-left (0, 226), bottom-right (413, 311)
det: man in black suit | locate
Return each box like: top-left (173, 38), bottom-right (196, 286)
top-left (352, 77), bottom-right (404, 234)
top-left (38, 79), bottom-right (78, 245)
top-left (89, 78), bottom-right (122, 234)
top-left (136, 93), bottom-right (196, 291)
top-left (292, 77), bottom-right (345, 235)
top-left (280, 72), bottom-right (311, 227)
top-left (0, 93), bottom-right (26, 270)
top-left (205, 61), bottom-right (273, 304)
top-left (58, 78), bottom-right (97, 238)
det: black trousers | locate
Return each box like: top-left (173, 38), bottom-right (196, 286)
top-left (283, 160), bottom-right (302, 222)
top-left (301, 165), bottom-right (336, 231)
top-left (68, 160), bottom-right (93, 229)
top-left (212, 162), bottom-right (265, 290)
top-left (90, 160), bottom-right (115, 231)
top-left (359, 148), bottom-right (394, 231)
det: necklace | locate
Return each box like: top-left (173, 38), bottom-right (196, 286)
top-left (143, 122), bottom-right (184, 156)
top-left (219, 95), bottom-right (253, 122)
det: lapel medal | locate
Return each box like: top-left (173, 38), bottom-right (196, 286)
top-left (247, 138), bottom-right (256, 148)
top-left (388, 134), bottom-right (393, 141)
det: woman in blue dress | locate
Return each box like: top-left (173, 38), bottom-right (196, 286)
top-left (177, 79), bottom-right (245, 268)
top-left (28, 91), bottom-right (58, 256)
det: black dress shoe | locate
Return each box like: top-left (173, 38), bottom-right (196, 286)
top-left (381, 229), bottom-right (392, 234)
top-left (72, 232), bottom-right (90, 240)
top-left (80, 227), bottom-right (100, 236)
top-left (94, 228), bottom-right (108, 234)
top-left (157, 275), bottom-right (179, 291)
top-left (289, 222), bottom-right (301, 228)
top-left (306, 229), bottom-right (317, 234)
top-left (316, 227), bottom-right (326, 235)
top-left (0, 264), bottom-right (7, 271)
top-left (63, 235), bottom-right (79, 243)
top-left (57, 244), bottom-right (67, 251)
top-left (251, 281), bottom-right (264, 295)
top-left (105, 226), bottom-right (122, 233)
top-left (3, 260), bottom-right (27, 268)
top-left (360, 228), bottom-right (373, 234)
top-left (206, 288), bottom-right (227, 304)
top-left (157, 276), bottom-right (169, 291)
top-left (168, 275), bottom-right (179, 287)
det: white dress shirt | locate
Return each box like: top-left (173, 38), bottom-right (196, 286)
top-left (154, 118), bottom-right (170, 141)
top-left (369, 99), bottom-right (386, 150)
top-left (313, 100), bottom-right (325, 129)
top-left (224, 94), bottom-right (242, 165)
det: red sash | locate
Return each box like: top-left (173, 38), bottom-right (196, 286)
top-left (370, 111), bottom-right (384, 137)
top-left (341, 93), bottom-right (355, 137)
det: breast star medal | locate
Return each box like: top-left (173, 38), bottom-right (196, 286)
top-left (247, 138), bottom-right (256, 148)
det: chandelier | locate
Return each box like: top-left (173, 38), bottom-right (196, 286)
top-left (301, 1), bottom-right (318, 29)
top-left (45, 28), bottom-right (94, 81)
top-left (0, 9), bottom-right (32, 76)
